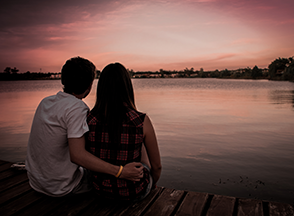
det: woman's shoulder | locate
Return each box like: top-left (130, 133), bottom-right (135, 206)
top-left (87, 111), bottom-right (100, 125)
top-left (125, 108), bottom-right (146, 126)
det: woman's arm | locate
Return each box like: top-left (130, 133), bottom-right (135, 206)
top-left (143, 115), bottom-right (162, 184)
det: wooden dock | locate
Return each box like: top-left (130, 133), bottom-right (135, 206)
top-left (0, 160), bottom-right (293, 216)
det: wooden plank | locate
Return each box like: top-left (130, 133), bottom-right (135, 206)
top-left (0, 190), bottom-right (44, 216)
top-left (237, 198), bottom-right (263, 216)
top-left (0, 172), bottom-right (28, 193)
top-left (89, 202), bottom-right (121, 215)
top-left (144, 188), bottom-right (185, 216)
top-left (0, 162), bottom-right (13, 172)
top-left (175, 191), bottom-right (209, 216)
top-left (0, 160), bottom-right (293, 216)
top-left (0, 168), bottom-right (26, 181)
top-left (206, 195), bottom-right (236, 216)
top-left (46, 193), bottom-right (97, 216)
top-left (79, 196), bottom-right (120, 216)
top-left (0, 160), bottom-right (9, 165)
top-left (82, 187), bottom-right (164, 216)
top-left (269, 202), bottom-right (294, 216)
top-left (117, 187), bottom-right (163, 216)
top-left (0, 181), bottom-right (32, 205)
top-left (12, 195), bottom-right (67, 216)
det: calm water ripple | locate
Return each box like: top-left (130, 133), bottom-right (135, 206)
top-left (0, 78), bottom-right (293, 204)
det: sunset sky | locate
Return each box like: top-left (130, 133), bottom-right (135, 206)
top-left (0, 0), bottom-right (293, 72)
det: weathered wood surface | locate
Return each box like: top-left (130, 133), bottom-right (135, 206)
top-left (0, 160), bottom-right (293, 216)
top-left (237, 199), bottom-right (264, 216)
top-left (175, 191), bottom-right (208, 216)
top-left (207, 195), bottom-right (235, 216)
top-left (269, 202), bottom-right (294, 216)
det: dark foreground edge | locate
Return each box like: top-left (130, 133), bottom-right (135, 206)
top-left (0, 160), bottom-right (293, 216)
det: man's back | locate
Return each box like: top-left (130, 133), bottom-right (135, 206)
top-left (25, 91), bottom-right (89, 197)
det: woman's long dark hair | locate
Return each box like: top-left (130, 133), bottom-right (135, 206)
top-left (91, 63), bottom-right (136, 143)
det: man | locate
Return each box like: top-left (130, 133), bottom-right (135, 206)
top-left (25, 57), bottom-right (143, 197)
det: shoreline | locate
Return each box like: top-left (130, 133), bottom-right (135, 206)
top-left (0, 76), bottom-right (293, 82)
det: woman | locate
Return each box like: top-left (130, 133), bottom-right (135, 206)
top-left (86, 63), bottom-right (161, 201)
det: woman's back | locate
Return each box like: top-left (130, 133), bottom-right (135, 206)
top-left (86, 107), bottom-right (151, 200)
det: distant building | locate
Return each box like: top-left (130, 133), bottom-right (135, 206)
top-left (50, 73), bottom-right (61, 79)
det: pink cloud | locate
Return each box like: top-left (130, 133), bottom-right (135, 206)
top-left (230, 38), bottom-right (258, 45)
top-left (1, 0), bottom-right (294, 73)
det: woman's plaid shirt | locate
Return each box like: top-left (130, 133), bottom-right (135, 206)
top-left (86, 107), bottom-right (150, 200)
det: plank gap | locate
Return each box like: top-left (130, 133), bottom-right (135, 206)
top-left (139, 187), bottom-right (166, 216)
top-left (263, 201), bottom-right (269, 216)
top-left (170, 190), bottom-right (188, 216)
top-left (201, 194), bottom-right (214, 216)
top-left (232, 198), bottom-right (239, 216)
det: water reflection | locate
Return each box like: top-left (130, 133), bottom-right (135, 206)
top-left (0, 79), bottom-right (294, 204)
top-left (268, 90), bottom-right (294, 108)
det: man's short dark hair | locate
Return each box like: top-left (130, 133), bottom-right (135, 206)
top-left (61, 57), bottom-right (96, 94)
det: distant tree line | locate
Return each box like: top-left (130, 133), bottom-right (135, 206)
top-left (0, 67), bottom-right (58, 80)
top-left (126, 56), bottom-right (294, 81)
top-left (127, 66), bottom-right (267, 80)
top-left (1, 56), bottom-right (294, 81)
top-left (0, 66), bottom-right (102, 81)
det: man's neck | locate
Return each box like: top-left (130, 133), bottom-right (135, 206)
top-left (72, 93), bottom-right (84, 99)
top-left (65, 82), bottom-right (92, 100)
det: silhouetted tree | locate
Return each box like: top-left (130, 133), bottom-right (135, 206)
top-left (197, 68), bottom-right (207, 78)
top-left (211, 69), bottom-right (220, 78)
top-left (220, 69), bottom-right (231, 78)
top-left (268, 58), bottom-right (289, 79)
top-left (127, 69), bottom-right (134, 78)
top-left (231, 71), bottom-right (241, 78)
top-left (11, 67), bottom-right (19, 74)
top-left (283, 57), bottom-right (294, 81)
top-left (95, 70), bottom-right (101, 78)
top-left (251, 65), bottom-right (262, 79)
top-left (159, 69), bottom-right (164, 78)
top-left (243, 67), bottom-right (252, 78)
top-left (184, 67), bottom-right (194, 77)
top-left (4, 67), bottom-right (11, 74)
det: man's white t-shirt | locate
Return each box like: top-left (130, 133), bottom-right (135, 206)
top-left (25, 91), bottom-right (89, 197)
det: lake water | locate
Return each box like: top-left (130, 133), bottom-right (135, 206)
top-left (0, 78), bottom-right (294, 204)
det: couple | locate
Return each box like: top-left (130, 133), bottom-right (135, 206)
top-left (25, 57), bottom-right (162, 202)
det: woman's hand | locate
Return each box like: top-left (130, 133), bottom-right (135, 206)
top-left (119, 162), bottom-right (144, 181)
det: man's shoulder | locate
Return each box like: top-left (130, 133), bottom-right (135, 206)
top-left (57, 91), bottom-right (87, 106)
top-left (40, 94), bottom-right (56, 102)
top-left (38, 92), bottom-right (88, 113)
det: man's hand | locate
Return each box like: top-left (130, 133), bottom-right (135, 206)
top-left (119, 162), bottom-right (144, 181)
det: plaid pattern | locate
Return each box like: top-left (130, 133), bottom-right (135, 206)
top-left (86, 107), bottom-right (150, 201)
